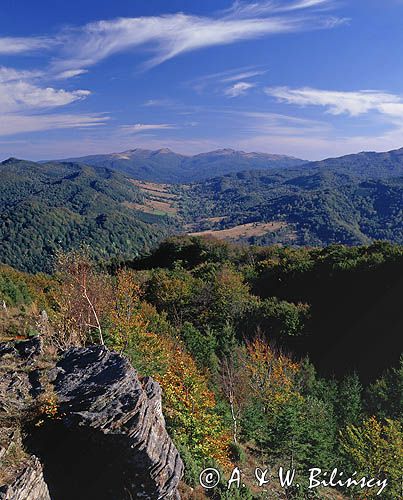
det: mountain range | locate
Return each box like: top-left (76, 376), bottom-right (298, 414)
top-left (176, 146), bottom-right (403, 246)
top-left (56, 148), bottom-right (306, 183)
top-left (1, 146), bottom-right (402, 272)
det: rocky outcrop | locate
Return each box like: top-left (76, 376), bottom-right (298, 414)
top-left (0, 457), bottom-right (50, 500)
top-left (0, 338), bottom-right (183, 500)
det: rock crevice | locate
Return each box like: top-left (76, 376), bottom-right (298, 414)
top-left (0, 338), bottom-right (183, 499)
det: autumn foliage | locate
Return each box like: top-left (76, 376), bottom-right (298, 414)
top-left (5, 240), bottom-right (401, 497)
top-left (109, 269), bottom-right (231, 468)
top-left (245, 338), bottom-right (300, 410)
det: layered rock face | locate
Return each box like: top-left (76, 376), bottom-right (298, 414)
top-left (0, 338), bottom-right (183, 499)
top-left (0, 457), bottom-right (50, 500)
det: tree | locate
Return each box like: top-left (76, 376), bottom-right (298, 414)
top-left (108, 270), bottom-right (231, 468)
top-left (109, 269), bottom-right (148, 351)
top-left (365, 356), bottom-right (403, 420)
top-left (245, 338), bottom-right (300, 413)
top-left (340, 416), bottom-right (403, 499)
top-left (220, 348), bottom-right (249, 444)
top-left (180, 322), bottom-right (218, 372)
top-left (208, 266), bottom-right (250, 331)
top-left (55, 251), bottom-right (112, 347)
top-left (156, 340), bottom-right (231, 468)
top-left (336, 373), bottom-right (363, 427)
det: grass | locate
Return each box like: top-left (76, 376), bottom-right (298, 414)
top-left (189, 221), bottom-right (289, 240)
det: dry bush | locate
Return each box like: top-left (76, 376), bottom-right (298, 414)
top-left (53, 251), bottom-right (113, 348)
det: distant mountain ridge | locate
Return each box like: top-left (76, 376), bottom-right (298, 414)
top-left (1, 145), bottom-right (403, 272)
top-left (305, 146), bottom-right (403, 180)
top-left (54, 148), bottom-right (306, 183)
top-left (174, 146), bottom-right (403, 246)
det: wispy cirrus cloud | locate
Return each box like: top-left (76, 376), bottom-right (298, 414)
top-left (224, 0), bottom-right (336, 18)
top-left (224, 81), bottom-right (256, 97)
top-left (221, 69), bottom-right (267, 83)
top-left (55, 15), bottom-right (301, 72)
top-left (48, 0), bottom-right (345, 73)
top-left (0, 66), bottom-right (43, 83)
top-left (244, 86), bottom-right (403, 159)
top-left (0, 113), bottom-right (108, 137)
top-left (1, 1), bottom-right (346, 74)
top-left (0, 36), bottom-right (55, 55)
top-left (187, 65), bottom-right (267, 95)
top-left (142, 98), bottom-right (178, 108)
top-left (0, 1), bottom-right (347, 141)
top-left (265, 86), bottom-right (403, 117)
top-left (120, 123), bottom-right (177, 134)
top-left (54, 69), bottom-right (89, 80)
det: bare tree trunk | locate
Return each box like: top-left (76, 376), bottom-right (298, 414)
top-left (229, 393), bottom-right (238, 444)
top-left (82, 286), bottom-right (104, 346)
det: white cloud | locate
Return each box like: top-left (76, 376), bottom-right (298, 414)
top-left (0, 113), bottom-right (108, 137)
top-left (186, 65), bottom-right (264, 92)
top-left (0, 66), bottom-right (43, 83)
top-left (224, 81), bottom-right (255, 97)
top-left (265, 86), bottom-right (403, 117)
top-left (220, 69), bottom-right (267, 82)
top-left (143, 98), bottom-right (177, 107)
top-left (235, 86), bottom-right (403, 159)
top-left (186, 65), bottom-right (268, 97)
top-left (49, 0), bottom-right (346, 74)
top-left (224, 0), bottom-right (334, 18)
top-left (0, 36), bottom-right (54, 54)
top-left (55, 69), bottom-right (88, 80)
top-left (120, 123), bottom-right (177, 133)
top-left (0, 66), bottom-right (96, 136)
top-left (0, 2), bottom-right (349, 151)
top-left (283, 0), bottom-right (332, 11)
top-left (0, 66), bottom-right (90, 113)
top-left (1, 1), bottom-right (346, 78)
top-left (0, 65), bottom-right (90, 113)
top-left (0, 80), bottom-right (90, 113)
top-left (54, 14), bottom-right (305, 72)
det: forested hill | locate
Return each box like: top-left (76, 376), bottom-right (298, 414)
top-left (55, 148), bottom-right (306, 183)
top-left (2, 144), bottom-right (403, 273)
top-left (0, 158), bottom-right (175, 272)
top-left (306, 146), bottom-right (403, 179)
top-left (179, 162), bottom-right (403, 247)
top-left (127, 237), bottom-right (403, 383)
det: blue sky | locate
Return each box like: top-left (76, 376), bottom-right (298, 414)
top-left (1, 0), bottom-right (403, 160)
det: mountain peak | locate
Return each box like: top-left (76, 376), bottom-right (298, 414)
top-left (212, 148), bottom-right (237, 155)
top-left (1, 157), bottom-right (22, 165)
top-left (155, 148), bottom-right (174, 154)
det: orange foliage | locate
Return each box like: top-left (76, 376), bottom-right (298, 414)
top-left (245, 338), bottom-right (300, 409)
top-left (110, 269), bottom-right (231, 468)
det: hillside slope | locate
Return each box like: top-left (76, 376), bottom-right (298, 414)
top-left (179, 164), bottom-right (403, 246)
top-left (2, 145), bottom-right (403, 273)
top-left (0, 159), bottom-right (175, 272)
top-left (306, 146), bottom-right (403, 179)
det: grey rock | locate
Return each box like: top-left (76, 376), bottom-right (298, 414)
top-left (0, 457), bottom-right (51, 500)
top-left (0, 338), bottom-right (183, 499)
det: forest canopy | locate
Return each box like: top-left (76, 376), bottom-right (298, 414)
top-left (1, 237), bottom-right (402, 499)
